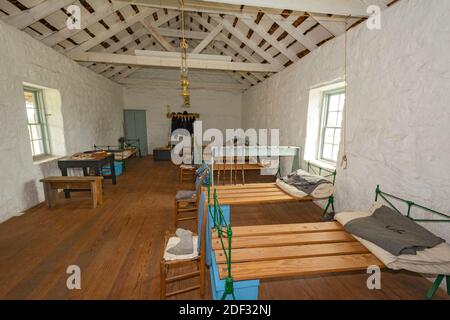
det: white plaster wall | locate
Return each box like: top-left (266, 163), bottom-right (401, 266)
top-left (0, 19), bottom-right (124, 223)
top-left (242, 0), bottom-right (450, 241)
top-left (124, 68), bottom-right (242, 153)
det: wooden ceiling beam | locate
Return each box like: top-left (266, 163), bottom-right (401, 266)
top-left (40, 2), bottom-right (129, 47)
top-left (236, 13), bottom-right (298, 62)
top-left (70, 51), bottom-right (282, 72)
top-left (4, 0), bottom-right (74, 30)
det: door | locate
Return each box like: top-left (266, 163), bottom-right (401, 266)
top-left (124, 110), bottom-right (148, 156)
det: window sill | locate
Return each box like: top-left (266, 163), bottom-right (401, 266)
top-left (307, 159), bottom-right (337, 171)
top-left (33, 155), bottom-right (62, 165)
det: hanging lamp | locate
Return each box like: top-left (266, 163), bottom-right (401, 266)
top-left (180, 0), bottom-right (190, 108)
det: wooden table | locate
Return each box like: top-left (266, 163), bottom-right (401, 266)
top-left (58, 152), bottom-right (116, 198)
top-left (40, 176), bottom-right (104, 208)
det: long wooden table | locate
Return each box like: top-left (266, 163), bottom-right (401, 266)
top-left (204, 182), bottom-right (312, 205)
top-left (212, 221), bottom-right (384, 281)
top-left (58, 152), bottom-right (116, 198)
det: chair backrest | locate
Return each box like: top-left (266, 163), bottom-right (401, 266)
top-left (196, 191), bottom-right (208, 253)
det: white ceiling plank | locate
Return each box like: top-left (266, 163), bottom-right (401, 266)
top-left (266, 14), bottom-right (317, 51)
top-left (237, 13), bottom-right (299, 62)
top-left (4, 0), bottom-right (74, 30)
top-left (67, 7), bottom-right (157, 56)
top-left (209, 14), bottom-right (283, 68)
top-left (41, 2), bottom-right (129, 47)
top-left (191, 23), bottom-right (223, 54)
top-left (71, 51), bottom-right (282, 72)
top-left (195, 0), bottom-right (369, 16)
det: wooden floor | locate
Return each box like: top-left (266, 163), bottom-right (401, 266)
top-left (0, 157), bottom-right (447, 300)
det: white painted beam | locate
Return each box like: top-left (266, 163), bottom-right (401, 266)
top-left (195, 0), bottom-right (369, 16)
top-left (41, 2), bottom-right (128, 47)
top-left (309, 13), bottom-right (347, 37)
top-left (4, 0), bottom-right (74, 30)
top-left (141, 17), bottom-right (175, 51)
top-left (237, 13), bottom-right (298, 62)
top-left (189, 15), bottom-right (266, 82)
top-left (159, 28), bottom-right (208, 40)
top-left (67, 7), bottom-right (156, 56)
top-left (135, 50), bottom-right (232, 62)
top-left (71, 51), bottom-right (282, 72)
top-left (266, 14), bottom-right (317, 52)
top-left (117, 77), bottom-right (247, 91)
top-left (192, 23), bottom-right (224, 54)
top-left (210, 14), bottom-right (283, 68)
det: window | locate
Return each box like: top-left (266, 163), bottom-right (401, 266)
top-left (24, 87), bottom-right (51, 158)
top-left (319, 89), bottom-right (345, 163)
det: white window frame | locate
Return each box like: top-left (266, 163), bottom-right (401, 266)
top-left (24, 86), bottom-right (51, 159)
top-left (318, 89), bottom-right (345, 164)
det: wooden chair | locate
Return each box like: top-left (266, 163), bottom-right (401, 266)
top-left (160, 195), bottom-right (208, 299)
top-left (179, 165), bottom-right (196, 183)
top-left (174, 171), bottom-right (206, 228)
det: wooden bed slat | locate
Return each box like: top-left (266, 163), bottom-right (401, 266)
top-left (214, 242), bottom-right (370, 264)
top-left (212, 221), bottom-right (342, 239)
top-left (217, 253), bottom-right (384, 281)
top-left (212, 231), bottom-right (355, 250)
top-left (207, 183), bottom-right (277, 190)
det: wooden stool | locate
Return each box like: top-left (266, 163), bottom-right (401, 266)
top-left (40, 176), bottom-right (104, 208)
top-left (179, 165), bottom-right (196, 183)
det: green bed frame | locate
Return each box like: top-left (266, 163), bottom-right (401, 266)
top-left (375, 185), bottom-right (450, 299)
top-left (306, 161), bottom-right (337, 221)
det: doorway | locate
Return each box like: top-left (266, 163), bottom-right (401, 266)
top-left (124, 110), bottom-right (148, 156)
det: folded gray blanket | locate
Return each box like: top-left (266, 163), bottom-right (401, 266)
top-left (344, 205), bottom-right (445, 256)
top-left (281, 171), bottom-right (331, 194)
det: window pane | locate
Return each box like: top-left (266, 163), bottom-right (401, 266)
top-left (328, 94), bottom-right (340, 111)
top-left (338, 94), bottom-right (345, 111)
top-left (27, 108), bottom-right (39, 124)
top-left (327, 111), bottom-right (338, 127)
top-left (331, 145), bottom-right (339, 162)
top-left (337, 110), bottom-right (343, 126)
top-left (324, 128), bottom-right (334, 144)
top-left (333, 129), bottom-right (341, 145)
top-left (322, 144), bottom-right (333, 160)
top-left (29, 124), bottom-right (43, 140)
top-left (32, 140), bottom-right (44, 156)
top-left (24, 92), bottom-right (35, 109)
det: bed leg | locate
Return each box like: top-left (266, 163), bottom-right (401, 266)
top-left (426, 274), bottom-right (444, 299)
top-left (320, 196), bottom-right (335, 222)
top-left (446, 276), bottom-right (450, 295)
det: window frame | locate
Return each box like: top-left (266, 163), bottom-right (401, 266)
top-left (23, 86), bottom-right (51, 159)
top-left (318, 88), bottom-right (345, 164)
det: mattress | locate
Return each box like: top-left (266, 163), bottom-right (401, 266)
top-left (335, 205), bottom-right (450, 275)
top-left (276, 169), bottom-right (334, 199)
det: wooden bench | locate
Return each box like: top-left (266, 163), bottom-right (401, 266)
top-left (40, 176), bottom-right (104, 209)
top-left (212, 221), bottom-right (384, 281)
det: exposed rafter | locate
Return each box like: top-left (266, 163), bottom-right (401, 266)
top-left (4, 0), bottom-right (74, 30)
top-left (71, 51), bottom-right (282, 72)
